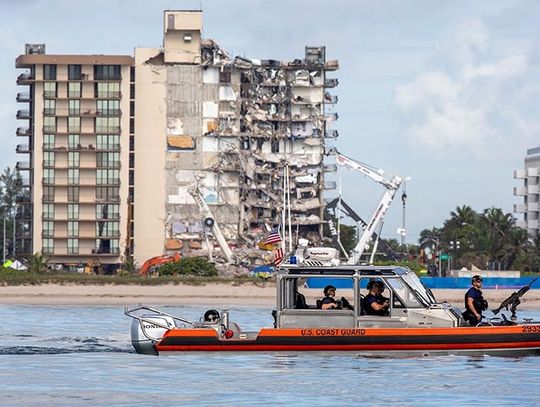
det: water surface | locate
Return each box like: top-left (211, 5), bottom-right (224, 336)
top-left (1, 305), bottom-right (540, 406)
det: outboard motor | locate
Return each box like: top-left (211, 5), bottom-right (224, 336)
top-left (130, 315), bottom-right (175, 355)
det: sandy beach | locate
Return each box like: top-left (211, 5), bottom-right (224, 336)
top-left (1, 283), bottom-right (540, 309)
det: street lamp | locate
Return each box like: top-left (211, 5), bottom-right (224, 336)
top-left (449, 240), bottom-right (461, 272)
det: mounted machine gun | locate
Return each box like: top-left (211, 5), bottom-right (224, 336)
top-left (492, 278), bottom-right (537, 321)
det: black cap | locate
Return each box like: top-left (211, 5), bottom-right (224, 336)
top-left (472, 275), bottom-right (483, 283)
top-left (324, 285), bottom-right (336, 295)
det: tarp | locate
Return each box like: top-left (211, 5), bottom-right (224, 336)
top-left (3, 260), bottom-right (27, 271)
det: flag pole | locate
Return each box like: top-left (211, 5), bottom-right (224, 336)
top-left (286, 165), bottom-right (292, 253)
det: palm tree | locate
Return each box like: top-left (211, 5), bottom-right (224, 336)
top-left (27, 252), bottom-right (50, 274)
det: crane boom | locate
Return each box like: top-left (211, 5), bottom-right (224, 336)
top-left (329, 148), bottom-right (405, 264)
top-left (188, 183), bottom-right (234, 263)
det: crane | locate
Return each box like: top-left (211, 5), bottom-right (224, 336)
top-left (138, 252), bottom-right (181, 276)
top-left (187, 182), bottom-right (234, 264)
top-left (328, 148), bottom-right (406, 265)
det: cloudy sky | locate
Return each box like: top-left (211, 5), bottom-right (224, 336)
top-left (1, 0), bottom-right (539, 243)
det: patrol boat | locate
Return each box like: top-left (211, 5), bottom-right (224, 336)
top-left (124, 248), bottom-right (540, 356)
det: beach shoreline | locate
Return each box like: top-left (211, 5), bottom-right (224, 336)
top-left (1, 283), bottom-right (540, 309)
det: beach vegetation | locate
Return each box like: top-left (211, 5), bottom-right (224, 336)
top-left (156, 257), bottom-right (218, 277)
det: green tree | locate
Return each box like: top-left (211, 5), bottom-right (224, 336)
top-left (27, 252), bottom-right (50, 274)
top-left (0, 167), bottom-right (23, 259)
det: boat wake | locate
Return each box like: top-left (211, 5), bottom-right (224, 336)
top-left (0, 335), bottom-right (132, 355)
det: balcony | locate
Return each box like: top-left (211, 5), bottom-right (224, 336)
top-left (95, 126), bottom-right (121, 134)
top-left (16, 144), bottom-right (30, 154)
top-left (514, 203), bottom-right (526, 213)
top-left (16, 161), bottom-right (31, 171)
top-left (514, 186), bottom-right (527, 196)
top-left (17, 73), bottom-right (35, 85)
top-left (527, 184), bottom-right (539, 194)
top-left (323, 164), bottom-right (337, 173)
top-left (43, 126), bottom-right (57, 133)
top-left (16, 93), bottom-right (31, 102)
top-left (43, 90), bottom-right (57, 98)
top-left (529, 220), bottom-right (539, 229)
top-left (43, 108), bottom-right (56, 116)
top-left (324, 78), bottom-right (339, 88)
top-left (96, 92), bottom-right (121, 99)
top-left (325, 129), bottom-right (339, 139)
top-left (516, 220), bottom-right (527, 229)
top-left (325, 113), bottom-right (338, 121)
top-left (323, 93), bottom-right (338, 104)
top-left (324, 60), bottom-right (339, 71)
top-left (514, 169), bottom-right (526, 179)
top-left (324, 181), bottom-right (337, 190)
top-left (16, 127), bottom-right (32, 137)
top-left (16, 110), bottom-right (31, 119)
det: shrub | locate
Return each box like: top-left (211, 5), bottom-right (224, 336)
top-left (157, 257), bottom-right (218, 277)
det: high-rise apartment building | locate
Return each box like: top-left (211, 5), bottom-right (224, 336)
top-left (514, 147), bottom-right (540, 238)
top-left (15, 10), bottom-right (338, 270)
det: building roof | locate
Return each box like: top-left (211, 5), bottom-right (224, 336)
top-left (16, 54), bottom-right (134, 68)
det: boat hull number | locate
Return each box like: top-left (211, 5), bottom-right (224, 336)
top-left (522, 325), bottom-right (540, 333)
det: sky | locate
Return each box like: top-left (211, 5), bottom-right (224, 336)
top-left (1, 0), bottom-right (539, 244)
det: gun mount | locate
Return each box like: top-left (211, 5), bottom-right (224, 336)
top-left (492, 278), bottom-right (537, 321)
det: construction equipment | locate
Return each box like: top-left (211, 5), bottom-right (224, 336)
top-left (328, 148), bottom-right (405, 265)
top-left (326, 197), bottom-right (398, 262)
top-left (139, 252), bottom-right (181, 276)
top-left (187, 182), bottom-right (234, 264)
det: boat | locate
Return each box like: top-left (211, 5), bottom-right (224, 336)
top-left (125, 247), bottom-right (540, 356)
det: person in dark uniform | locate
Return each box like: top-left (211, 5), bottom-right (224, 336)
top-left (463, 275), bottom-right (488, 326)
top-left (363, 281), bottom-right (390, 316)
top-left (320, 285), bottom-right (353, 310)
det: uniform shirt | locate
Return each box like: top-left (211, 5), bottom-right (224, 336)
top-left (364, 293), bottom-right (387, 316)
top-left (321, 296), bottom-right (337, 307)
top-left (465, 287), bottom-right (483, 313)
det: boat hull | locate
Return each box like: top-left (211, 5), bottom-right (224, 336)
top-left (155, 325), bottom-right (540, 356)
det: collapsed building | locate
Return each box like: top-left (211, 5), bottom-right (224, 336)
top-left (14, 9), bottom-right (339, 270)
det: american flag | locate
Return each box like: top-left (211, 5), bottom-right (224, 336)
top-left (265, 227), bottom-right (282, 245)
top-left (273, 247), bottom-right (284, 267)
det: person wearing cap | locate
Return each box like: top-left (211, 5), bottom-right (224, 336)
top-left (320, 285), bottom-right (353, 310)
top-left (463, 275), bottom-right (488, 326)
top-left (363, 281), bottom-right (390, 316)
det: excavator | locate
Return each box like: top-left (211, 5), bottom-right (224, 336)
top-left (138, 252), bottom-right (181, 277)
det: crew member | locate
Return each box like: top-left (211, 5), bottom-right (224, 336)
top-left (320, 285), bottom-right (353, 310)
top-left (463, 275), bottom-right (488, 326)
top-left (364, 281), bottom-right (390, 316)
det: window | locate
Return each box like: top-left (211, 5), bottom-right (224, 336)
top-left (43, 151), bottom-right (55, 167)
top-left (43, 203), bottom-right (54, 219)
top-left (96, 238), bottom-right (119, 254)
top-left (96, 169), bottom-right (120, 185)
top-left (95, 82), bottom-right (120, 98)
top-left (68, 186), bottom-right (79, 202)
top-left (43, 186), bottom-right (55, 202)
top-left (68, 204), bottom-right (79, 220)
top-left (68, 152), bottom-right (80, 167)
top-left (68, 65), bottom-right (82, 80)
top-left (97, 152), bottom-right (120, 167)
top-left (42, 238), bottom-right (54, 254)
top-left (43, 64), bottom-right (57, 80)
top-left (68, 82), bottom-right (81, 98)
top-left (97, 100), bottom-right (119, 115)
top-left (68, 169), bottom-right (79, 185)
top-left (67, 238), bottom-right (79, 254)
top-left (68, 134), bottom-right (80, 150)
top-left (96, 186), bottom-right (119, 202)
top-left (42, 221), bottom-right (54, 237)
top-left (96, 221), bottom-right (119, 237)
top-left (44, 99), bottom-right (56, 115)
top-left (43, 168), bottom-right (55, 185)
top-left (68, 117), bottom-right (80, 132)
top-left (44, 81), bottom-right (57, 98)
top-left (95, 117), bottom-right (120, 133)
top-left (69, 100), bottom-right (80, 115)
top-left (43, 134), bottom-right (55, 149)
top-left (96, 204), bottom-right (119, 219)
top-left (184, 33), bottom-right (192, 43)
top-left (385, 278), bottom-right (422, 308)
top-left (68, 221), bottom-right (79, 237)
top-left (43, 116), bottom-right (56, 132)
top-left (94, 65), bottom-right (121, 80)
top-left (219, 71), bottom-right (231, 83)
top-left (97, 134), bottom-right (119, 150)
top-left (271, 139), bottom-right (280, 153)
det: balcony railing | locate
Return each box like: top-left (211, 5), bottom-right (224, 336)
top-left (16, 127), bottom-right (32, 136)
top-left (16, 161), bottom-right (31, 170)
top-left (16, 110), bottom-right (31, 119)
top-left (95, 126), bottom-right (120, 133)
top-left (325, 129), bottom-right (339, 138)
top-left (43, 90), bottom-right (57, 98)
top-left (96, 92), bottom-right (121, 99)
top-left (16, 144), bottom-right (30, 153)
top-left (43, 126), bottom-right (57, 132)
top-left (16, 93), bottom-right (31, 102)
top-left (43, 108), bottom-right (56, 116)
top-left (96, 143), bottom-right (121, 151)
top-left (17, 73), bottom-right (35, 84)
top-left (324, 78), bottom-right (339, 88)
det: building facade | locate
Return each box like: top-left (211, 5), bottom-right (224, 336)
top-left (514, 146), bottom-right (540, 238)
top-left (15, 10), bottom-right (338, 270)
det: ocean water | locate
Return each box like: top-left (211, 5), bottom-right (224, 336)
top-left (1, 305), bottom-right (540, 407)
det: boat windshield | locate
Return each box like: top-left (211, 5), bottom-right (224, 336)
top-left (402, 272), bottom-right (435, 305)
